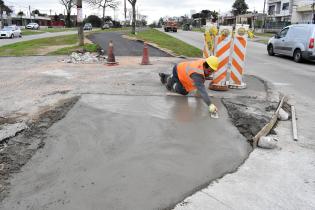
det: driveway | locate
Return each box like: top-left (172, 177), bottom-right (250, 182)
top-left (89, 31), bottom-right (171, 56)
top-left (0, 31), bottom-right (77, 47)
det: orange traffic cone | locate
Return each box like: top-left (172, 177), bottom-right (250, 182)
top-left (107, 40), bottom-right (118, 66)
top-left (141, 42), bottom-right (151, 65)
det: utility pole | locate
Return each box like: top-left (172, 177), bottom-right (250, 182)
top-left (29, 5), bottom-right (31, 22)
top-left (77, 0), bottom-right (84, 46)
top-left (261, 0), bottom-right (266, 32)
top-left (124, 0), bottom-right (127, 27)
top-left (312, 0), bottom-right (315, 24)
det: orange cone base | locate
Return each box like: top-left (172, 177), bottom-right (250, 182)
top-left (140, 61), bottom-right (152, 65)
top-left (107, 62), bottom-right (119, 66)
top-left (209, 84), bottom-right (229, 91)
top-left (228, 83), bottom-right (247, 89)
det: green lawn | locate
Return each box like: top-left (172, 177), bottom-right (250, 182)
top-left (192, 28), bottom-right (205, 33)
top-left (255, 32), bottom-right (276, 38)
top-left (255, 39), bottom-right (269, 45)
top-left (21, 29), bottom-right (45, 36)
top-left (40, 28), bottom-right (77, 33)
top-left (131, 29), bottom-right (202, 57)
top-left (0, 34), bottom-right (78, 56)
top-left (49, 43), bottom-right (98, 55)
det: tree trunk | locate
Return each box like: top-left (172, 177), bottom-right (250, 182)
top-left (0, 7), bottom-right (3, 29)
top-left (66, 12), bottom-right (71, 27)
top-left (131, 4), bottom-right (136, 34)
top-left (102, 7), bottom-right (105, 24)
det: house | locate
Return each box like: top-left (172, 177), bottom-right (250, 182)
top-left (267, 0), bottom-right (315, 24)
top-left (292, 1), bottom-right (315, 24)
top-left (2, 12), bottom-right (52, 28)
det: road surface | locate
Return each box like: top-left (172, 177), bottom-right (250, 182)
top-left (0, 31), bottom-right (77, 47)
top-left (89, 31), bottom-right (171, 56)
top-left (163, 30), bottom-right (315, 209)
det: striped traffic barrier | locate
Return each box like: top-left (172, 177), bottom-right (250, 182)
top-left (229, 24), bottom-right (249, 89)
top-left (209, 26), bottom-right (233, 91)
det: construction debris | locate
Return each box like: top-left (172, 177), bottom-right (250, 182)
top-left (291, 105), bottom-right (298, 141)
top-left (278, 108), bottom-right (289, 121)
top-left (258, 135), bottom-right (278, 149)
top-left (0, 122), bottom-right (28, 142)
top-left (62, 52), bottom-right (102, 64)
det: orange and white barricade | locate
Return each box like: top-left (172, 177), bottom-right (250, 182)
top-left (229, 24), bottom-right (249, 89)
top-left (209, 26), bottom-right (232, 91)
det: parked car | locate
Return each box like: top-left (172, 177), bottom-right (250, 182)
top-left (83, 23), bottom-right (92, 31)
top-left (26, 22), bottom-right (40, 30)
top-left (267, 24), bottom-right (315, 62)
top-left (102, 24), bottom-right (110, 30)
top-left (0, 25), bottom-right (22, 39)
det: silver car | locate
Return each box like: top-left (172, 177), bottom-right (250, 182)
top-left (0, 25), bottom-right (22, 39)
top-left (267, 24), bottom-right (315, 62)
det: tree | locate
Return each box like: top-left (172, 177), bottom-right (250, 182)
top-left (59, 0), bottom-right (75, 27)
top-left (232, 0), bottom-right (248, 16)
top-left (32, 9), bottom-right (40, 16)
top-left (17, 11), bottom-right (24, 26)
top-left (0, 0), bottom-right (12, 28)
top-left (85, 0), bottom-right (119, 23)
top-left (157, 17), bottom-right (164, 28)
top-left (85, 15), bottom-right (102, 27)
top-left (128, 0), bottom-right (137, 34)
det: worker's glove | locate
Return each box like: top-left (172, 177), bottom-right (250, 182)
top-left (208, 104), bottom-right (218, 114)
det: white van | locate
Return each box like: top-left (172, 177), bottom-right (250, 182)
top-left (267, 24), bottom-right (315, 62)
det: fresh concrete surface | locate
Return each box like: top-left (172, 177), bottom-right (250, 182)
top-left (161, 29), bottom-right (315, 210)
top-left (0, 56), bottom-right (271, 209)
top-left (0, 31), bottom-right (77, 47)
top-left (0, 95), bottom-right (251, 210)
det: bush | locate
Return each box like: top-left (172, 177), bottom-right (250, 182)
top-left (85, 15), bottom-right (102, 28)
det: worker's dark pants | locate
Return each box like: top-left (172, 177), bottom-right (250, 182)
top-left (165, 65), bottom-right (189, 95)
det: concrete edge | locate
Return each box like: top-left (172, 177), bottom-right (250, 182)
top-left (247, 74), bottom-right (281, 102)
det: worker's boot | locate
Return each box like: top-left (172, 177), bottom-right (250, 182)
top-left (159, 73), bottom-right (168, 84)
top-left (166, 75), bottom-right (174, 91)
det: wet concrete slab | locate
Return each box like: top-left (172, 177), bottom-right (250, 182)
top-left (1, 95), bottom-right (251, 210)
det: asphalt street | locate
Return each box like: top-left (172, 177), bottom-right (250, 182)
top-left (164, 30), bottom-right (315, 209)
top-left (89, 31), bottom-right (171, 56)
top-left (0, 31), bottom-right (77, 47)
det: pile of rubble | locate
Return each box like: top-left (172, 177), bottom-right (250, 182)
top-left (62, 52), bottom-right (105, 64)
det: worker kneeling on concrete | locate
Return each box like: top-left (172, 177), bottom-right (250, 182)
top-left (159, 56), bottom-right (219, 114)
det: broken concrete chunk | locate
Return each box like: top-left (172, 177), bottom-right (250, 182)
top-left (0, 122), bottom-right (28, 142)
top-left (258, 136), bottom-right (278, 149)
top-left (278, 108), bottom-right (289, 121)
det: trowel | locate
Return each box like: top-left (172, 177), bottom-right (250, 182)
top-left (210, 111), bottom-right (219, 119)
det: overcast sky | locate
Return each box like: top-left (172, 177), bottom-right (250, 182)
top-left (5, 0), bottom-right (264, 23)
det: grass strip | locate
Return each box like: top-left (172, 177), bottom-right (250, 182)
top-left (0, 34), bottom-right (78, 56)
top-left (131, 29), bottom-right (202, 57)
top-left (48, 43), bottom-right (98, 55)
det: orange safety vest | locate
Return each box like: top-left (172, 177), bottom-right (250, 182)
top-left (177, 59), bottom-right (205, 92)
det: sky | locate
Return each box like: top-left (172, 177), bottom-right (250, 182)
top-left (5, 0), bottom-right (264, 23)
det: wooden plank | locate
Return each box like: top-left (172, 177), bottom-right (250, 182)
top-left (252, 96), bottom-right (286, 148)
top-left (291, 105), bottom-right (298, 141)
